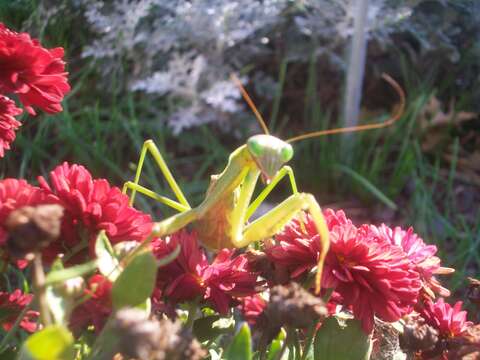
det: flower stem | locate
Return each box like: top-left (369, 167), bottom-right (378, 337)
top-left (322, 288), bottom-right (334, 303)
top-left (32, 253), bottom-right (51, 327)
top-left (185, 302), bottom-right (198, 329)
top-left (300, 324), bottom-right (316, 360)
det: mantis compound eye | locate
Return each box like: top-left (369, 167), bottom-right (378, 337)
top-left (280, 144), bottom-right (294, 162)
top-left (247, 138), bottom-right (264, 157)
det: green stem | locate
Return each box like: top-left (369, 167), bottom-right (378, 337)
top-left (291, 330), bottom-right (300, 360)
top-left (185, 302), bottom-right (198, 329)
top-left (62, 238), bottom-right (88, 263)
top-left (322, 288), bottom-right (334, 304)
top-left (300, 324), bottom-right (316, 360)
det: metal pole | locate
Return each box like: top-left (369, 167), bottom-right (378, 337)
top-left (343, 0), bottom-right (369, 130)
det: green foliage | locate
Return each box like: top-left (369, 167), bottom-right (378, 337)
top-left (45, 261), bottom-right (98, 287)
top-left (193, 315), bottom-right (235, 342)
top-left (111, 250), bottom-right (157, 309)
top-left (18, 325), bottom-right (75, 360)
top-left (95, 231), bottom-right (121, 281)
top-left (45, 287), bottom-right (73, 326)
top-left (224, 323), bottom-right (252, 360)
top-left (266, 330), bottom-right (286, 360)
top-left (314, 316), bottom-right (372, 360)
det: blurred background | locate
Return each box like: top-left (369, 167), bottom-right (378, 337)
top-left (1, 0), bottom-right (479, 297)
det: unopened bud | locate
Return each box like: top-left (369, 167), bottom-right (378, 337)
top-left (400, 322), bottom-right (439, 352)
top-left (265, 282), bottom-right (327, 329)
top-left (5, 205), bottom-right (63, 260)
top-left (111, 308), bottom-right (206, 360)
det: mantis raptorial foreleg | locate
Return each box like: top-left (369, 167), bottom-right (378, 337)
top-left (122, 139), bottom-right (191, 212)
top-left (243, 192), bottom-right (330, 292)
top-left (246, 165), bottom-right (298, 220)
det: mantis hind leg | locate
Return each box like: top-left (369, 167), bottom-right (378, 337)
top-left (123, 139), bottom-right (191, 212)
top-left (241, 193), bottom-right (330, 294)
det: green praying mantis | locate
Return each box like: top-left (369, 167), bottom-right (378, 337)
top-left (122, 74), bottom-right (405, 293)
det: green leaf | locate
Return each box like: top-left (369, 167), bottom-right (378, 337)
top-left (95, 231), bottom-right (122, 281)
top-left (225, 323), bottom-right (252, 360)
top-left (334, 164), bottom-right (397, 210)
top-left (193, 315), bottom-right (235, 342)
top-left (314, 315), bottom-right (372, 360)
top-left (135, 298), bottom-right (151, 314)
top-left (111, 250), bottom-right (157, 309)
top-left (45, 260), bottom-right (98, 286)
top-left (266, 330), bottom-right (286, 360)
top-left (18, 325), bottom-right (74, 360)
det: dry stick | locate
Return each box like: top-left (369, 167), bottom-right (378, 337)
top-left (32, 253), bottom-right (52, 327)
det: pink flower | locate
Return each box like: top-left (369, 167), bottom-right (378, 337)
top-left (38, 162), bottom-right (152, 261)
top-left (420, 298), bottom-right (473, 338)
top-left (367, 224), bottom-right (454, 297)
top-left (0, 23), bottom-right (70, 115)
top-left (0, 289), bottom-right (39, 332)
top-left (323, 224), bottom-right (422, 333)
top-left (0, 95), bottom-right (21, 157)
top-left (238, 294), bottom-right (267, 326)
top-left (152, 230), bottom-right (262, 314)
top-left (69, 274), bottom-right (112, 333)
top-left (266, 209), bottom-right (350, 278)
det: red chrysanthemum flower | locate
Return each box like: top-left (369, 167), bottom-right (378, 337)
top-left (323, 224), bottom-right (422, 333)
top-left (238, 294), bottom-right (267, 326)
top-left (0, 178), bottom-right (52, 267)
top-left (0, 289), bottom-right (39, 332)
top-left (420, 298), bottom-right (473, 338)
top-left (0, 95), bottom-right (21, 157)
top-left (38, 162), bottom-right (152, 261)
top-left (152, 230), bottom-right (262, 314)
top-left (0, 23), bottom-right (70, 115)
top-left (69, 274), bottom-right (112, 333)
top-left (265, 209), bottom-right (351, 278)
top-left (366, 224), bottom-right (454, 297)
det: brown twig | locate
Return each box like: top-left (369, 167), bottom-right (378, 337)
top-left (32, 253), bottom-right (52, 326)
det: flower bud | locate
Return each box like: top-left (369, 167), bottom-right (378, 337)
top-left (399, 322), bottom-right (439, 353)
top-left (111, 308), bottom-right (206, 360)
top-left (5, 204), bottom-right (63, 260)
top-left (265, 282), bottom-right (328, 329)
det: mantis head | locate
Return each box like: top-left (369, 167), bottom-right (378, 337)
top-left (247, 134), bottom-right (293, 183)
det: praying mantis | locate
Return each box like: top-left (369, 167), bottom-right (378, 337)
top-left (122, 74), bottom-right (405, 293)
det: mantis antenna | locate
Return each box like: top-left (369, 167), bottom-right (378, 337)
top-left (286, 73), bottom-right (406, 143)
top-left (230, 73), bottom-right (270, 135)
